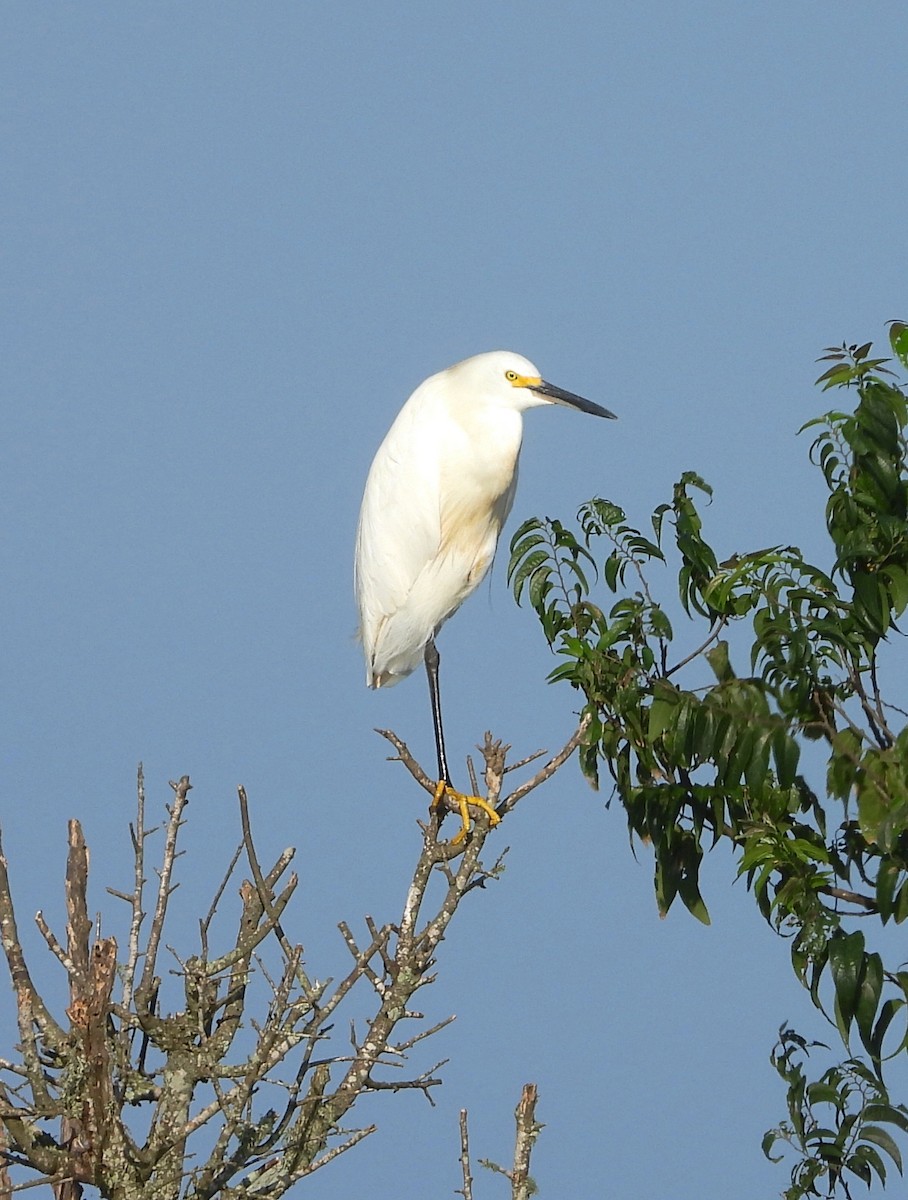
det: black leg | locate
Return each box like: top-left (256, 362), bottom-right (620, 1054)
top-left (424, 637), bottom-right (502, 841)
top-left (424, 637), bottom-right (450, 784)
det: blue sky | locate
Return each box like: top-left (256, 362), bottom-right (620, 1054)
top-left (2, 3), bottom-right (907, 1196)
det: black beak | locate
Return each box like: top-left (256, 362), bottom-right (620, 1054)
top-left (531, 379), bottom-right (617, 420)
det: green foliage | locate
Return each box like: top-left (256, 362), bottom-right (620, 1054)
top-left (765, 1027), bottom-right (908, 1199)
top-left (509, 327), bottom-right (908, 1196)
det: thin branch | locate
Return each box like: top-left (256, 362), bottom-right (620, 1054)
top-left (238, 787), bottom-right (320, 1004)
top-left (375, 729), bottom-right (437, 795)
top-left (316, 924), bottom-right (392, 1024)
top-left (390, 1014), bottom-right (455, 1054)
top-left (338, 921), bottom-right (384, 997)
top-left (136, 775), bottom-right (192, 1010)
top-left (13, 1172), bottom-right (78, 1193)
top-left (365, 1076), bottom-right (442, 1104)
top-left (0, 754), bottom-right (568, 1196)
top-left (819, 885), bottom-right (877, 913)
top-left (200, 840), bottom-right (244, 958)
top-left (33, 914), bottom-right (77, 977)
top-left (665, 617), bottom-right (728, 678)
top-left (0, 832), bottom-right (64, 1105)
top-left (119, 763), bottom-right (149, 1020)
top-left (504, 748), bottom-right (547, 774)
top-left (502, 716), bottom-right (591, 812)
top-left (458, 1109), bottom-right (474, 1200)
top-left (201, 876), bottom-right (297, 976)
top-left (298, 1125), bottom-right (377, 1176)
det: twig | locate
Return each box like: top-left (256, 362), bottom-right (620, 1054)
top-left (375, 729), bottom-right (437, 795)
top-left (363, 1067), bottom-right (444, 1103)
top-left (338, 921), bottom-right (384, 997)
top-left (391, 1014), bottom-right (455, 1053)
top-left (502, 716), bottom-right (591, 812)
top-left (33, 914), bottom-right (77, 977)
top-left (237, 787), bottom-right (321, 1003)
top-left (0, 832), bottom-right (63, 1107)
top-left (665, 617), bottom-right (728, 678)
top-left (136, 775), bottom-right (191, 1009)
top-left (13, 1172), bottom-right (78, 1193)
top-left (200, 840), bottom-right (243, 959)
top-left (504, 748), bottom-right (546, 774)
top-left (299, 1124), bottom-right (377, 1176)
top-left (119, 763), bottom-right (148, 1020)
top-left (459, 1109), bottom-right (474, 1200)
top-left (819, 885), bottom-right (877, 913)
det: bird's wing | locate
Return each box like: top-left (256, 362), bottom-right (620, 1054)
top-left (355, 383), bottom-right (447, 679)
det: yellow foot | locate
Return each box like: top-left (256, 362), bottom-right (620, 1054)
top-left (432, 780), bottom-right (501, 844)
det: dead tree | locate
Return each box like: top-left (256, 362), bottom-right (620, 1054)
top-left (0, 722), bottom-right (586, 1198)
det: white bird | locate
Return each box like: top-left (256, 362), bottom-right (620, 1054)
top-left (355, 350), bottom-right (616, 838)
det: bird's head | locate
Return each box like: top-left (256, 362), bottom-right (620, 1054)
top-left (446, 350), bottom-right (617, 419)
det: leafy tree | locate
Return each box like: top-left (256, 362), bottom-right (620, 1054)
top-left (508, 322), bottom-right (908, 1199)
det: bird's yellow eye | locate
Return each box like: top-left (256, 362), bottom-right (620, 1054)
top-left (505, 370), bottom-right (519, 382)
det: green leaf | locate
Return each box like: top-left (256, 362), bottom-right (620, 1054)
top-left (849, 1143), bottom-right (886, 1185)
top-left (603, 551), bottom-right (622, 592)
top-left (864, 1103), bottom-right (908, 1136)
top-left (895, 880), bottom-right (908, 924)
top-left (805, 1081), bottom-right (842, 1107)
top-left (828, 930), bottom-right (865, 1043)
top-left (884, 565), bottom-right (908, 616)
top-left (860, 1125), bottom-right (903, 1172)
top-left (508, 530), bottom-right (547, 564)
top-left (761, 1129), bottom-right (784, 1163)
top-left (875, 861), bottom-right (901, 924)
top-left (869, 998), bottom-right (906, 1065)
top-left (855, 951), bottom-right (883, 1056)
top-left (772, 728), bottom-right (800, 790)
top-left (648, 694), bottom-right (678, 740)
top-left (816, 363), bottom-right (857, 389)
top-left (705, 640), bottom-right (734, 682)
top-left (528, 562), bottom-right (554, 610)
top-left (843, 1156), bottom-right (874, 1186)
top-left (510, 548), bottom-right (551, 605)
top-left (889, 320), bottom-right (908, 370)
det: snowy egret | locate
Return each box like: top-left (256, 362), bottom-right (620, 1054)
top-left (355, 350), bottom-right (616, 838)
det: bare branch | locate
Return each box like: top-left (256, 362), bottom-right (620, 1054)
top-left (200, 840), bottom-right (243, 957)
top-left (64, 820), bottom-right (91, 988)
top-left (502, 716), bottom-right (591, 812)
top-left (391, 1014), bottom-right (455, 1053)
top-left (0, 832), bottom-right (64, 1108)
top-left (136, 775), bottom-right (192, 1010)
top-left (237, 786), bottom-right (321, 1004)
top-left (511, 1083), bottom-right (541, 1200)
top-left (375, 728), bottom-right (437, 795)
top-left (118, 763), bottom-right (148, 1019)
top-left (299, 1124), bottom-right (377, 1176)
top-left (458, 1109), bottom-right (474, 1200)
top-left (33, 914), bottom-right (76, 977)
top-left (504, 748), bottom-right (547, 774)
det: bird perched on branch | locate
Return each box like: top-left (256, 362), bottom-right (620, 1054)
top-left (355, 350), bottom-right (616, 839)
